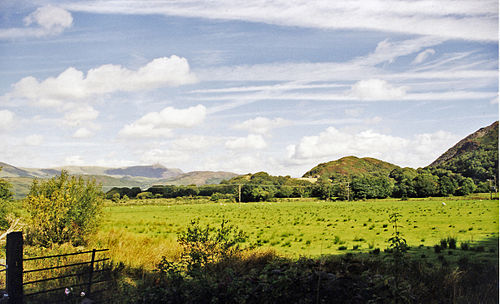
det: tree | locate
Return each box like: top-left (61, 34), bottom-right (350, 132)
top-left (25, 171), bottom-right (104, 247)
top-left (413, 173), bottom-right (439, 197)
top-left (0, 168), bottom-right (13, 230)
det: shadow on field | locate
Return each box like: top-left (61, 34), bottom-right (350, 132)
top-left (101, 235), bottom-right (499, 304)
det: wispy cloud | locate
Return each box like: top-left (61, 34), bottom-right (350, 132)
top-left (64, 0), bottom-right (498, 41)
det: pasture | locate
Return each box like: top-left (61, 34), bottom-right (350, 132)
top-left (95, 195), bottom-right (499, 268)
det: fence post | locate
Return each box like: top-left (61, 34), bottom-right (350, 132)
top-left (6, 231), bottom-right (23, 304)
top-left (87, 249), bottom-right (96, 296)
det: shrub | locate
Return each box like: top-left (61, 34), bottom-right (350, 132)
top-left (460, 242), bottom-right (470, 251)
top-left (333, 235), bottom-right (344, 244)
top-left (0, 169), bottom-right (13, 230)
top-left (25, 171), bottom-right (103, 247)
top-left (137, 192), bottom-right (153, 200)
top-left (447, 237), bottom-right (457, 249)
top-left (175, 218), bottom-right (247, 271)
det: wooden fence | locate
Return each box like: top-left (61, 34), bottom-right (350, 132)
top-left (4, 232), bottom-right (111, 304)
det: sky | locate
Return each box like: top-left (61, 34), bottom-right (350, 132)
top-left (0, 0), bottom-right (498, 177)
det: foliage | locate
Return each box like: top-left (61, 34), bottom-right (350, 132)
top-left (302, 156), bottom-right (399, 180)
top-left (351, 175), bottom-right (393, 199)
top-left (25, 170), bottom-right (104, 247)
top-left (137, 191), bottom-right (153, 199)
top-left (173, 218), bottom-right (247, 272)
top-left (126, 242), bottom-right (498, 304)
top-left (431, 121), bottom-right (498, 183)
top-left (106, 187), bottom-right (142, 200)
top-left (0, 168), bottom-right (14, 230)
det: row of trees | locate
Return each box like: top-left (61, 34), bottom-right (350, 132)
top-left (106, 168), bottom-right (484, 202)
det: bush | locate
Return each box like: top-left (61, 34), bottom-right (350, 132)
top-left (174, 218), bottom-right (247, 271)
top-left (25, 171), bottom-right (104, 247)
top-left (137, 192), bottom-right (153, 200)
top-left (447, 237), bottom-right (457, 249)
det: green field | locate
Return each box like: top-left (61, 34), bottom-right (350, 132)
top-left (97, 195), bottom-right (498, 267)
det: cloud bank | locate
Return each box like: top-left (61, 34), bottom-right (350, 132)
top-left (8, 56), bottom-right (196, 107)
top-left (287, 127), bottom-right (459, 168)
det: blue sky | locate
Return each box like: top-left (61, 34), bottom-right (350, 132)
top-left (0, 0), bottom-right (498, 176)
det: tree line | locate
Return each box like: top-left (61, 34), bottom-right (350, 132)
top-left (106, 167), bottom-right (489, 202)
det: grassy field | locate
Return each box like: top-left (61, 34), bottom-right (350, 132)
top-left (94, 195), bottom-right (499, 269)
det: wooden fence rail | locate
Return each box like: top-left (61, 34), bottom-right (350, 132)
top-left (4, 232), bottom-right (110, 304)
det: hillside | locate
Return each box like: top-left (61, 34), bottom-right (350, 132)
top-left (302, 156), bottom-right (400, 180)
top-left (0, 161), bottom-right (238, 198)
top-left (160, 171), bottom-right (239, 185)
top-left (105, 164), bottom-right (183, 179)
top-left (0, 162), bottom-right (39, 178)
top-left (429, 121), bottom-right (498, 182)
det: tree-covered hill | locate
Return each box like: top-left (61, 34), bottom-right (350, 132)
top-left (302, 156), bottom-right (400, 181)
top-left (428, 121), bottom-right (498, 183)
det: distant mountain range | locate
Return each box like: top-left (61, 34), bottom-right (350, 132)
top-left (0, 163), bottom-right (238, 198)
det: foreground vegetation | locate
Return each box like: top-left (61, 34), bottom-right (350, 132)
top-left (0, 169), bottom-right (497, 303)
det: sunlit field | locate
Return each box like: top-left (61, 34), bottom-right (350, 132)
top-left (94, 195), bottom-right (499, 269)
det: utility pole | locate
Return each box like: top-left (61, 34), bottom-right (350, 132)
top-left (238, 184), bottom-right (241, 203)
top-left (489, 179), bottom-right (493, 200)
top-left (347, 181), bottom-right (350, 201)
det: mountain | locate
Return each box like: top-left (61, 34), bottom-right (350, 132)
top-left (159, 171), bottom-right (239, 185)
top-left (0, 162), bottom-right (238, 198)
top-left (428, 121), bottom-right (498, 182)
top-left (104, 164), bottom-right (183, 179)
top-left (0, 162), bottom-right (34, 178)
top-left (302, 156), bottom-right (400, 180)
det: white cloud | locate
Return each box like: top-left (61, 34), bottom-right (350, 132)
top-left (225, 134), bottom-right (267, 150)
top-left (119, 105), bottom-right (206, 138)
top-left (350, 79), bottom-right (407, 100)
top-left (171, 135), bottom-right (218, 150)
top-left (66, 0), bottom-right (498, 41)
top-left (24, 5), bottom-right (73, 32)
top-left (234, 117), bottom-right (289, 134)
top-left (0, 110), bottom-right (14, 130)
top-left (24, 134), bottom-right (43, 146)
top-left (8, 56), bottom-right (197, 106)
top-left (287, 127), bottom-right (460, 168)
top-left (140, 148), bottom-right (190, 165)
top-left (64, 155), bottom-right (85, 166)
top-left (490, 96), bottom-right (499, 104)
top-left (72, 128), bottom-right (93, 138)
top-left (0, 5), bottom-right (72, 39)
top-left (63, 105), bottom-right (99, 126)
top-left (412, 49), bottom-right (436, 65)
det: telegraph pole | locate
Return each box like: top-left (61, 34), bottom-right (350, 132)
top-left (347, 181), bottom-right (350, 201)
top-left (238, 184), bottom-right (242, 203)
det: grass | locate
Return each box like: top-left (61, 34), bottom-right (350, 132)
top-left (95, 195), bottom-right (499, 269)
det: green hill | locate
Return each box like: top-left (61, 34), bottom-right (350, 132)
top-left (302, 156), bottom-right (400, 181)
top-left (429, 121), bottom-right (498, 183)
